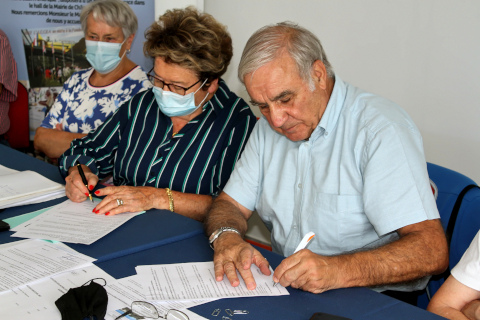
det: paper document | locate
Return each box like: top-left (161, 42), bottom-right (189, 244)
top-left (105, 276), bottom-right (210, 320)
top-left (0, 165), bottom-right (65, 209)
top-left (11, 199), bottom-right (141, 245)
top-left (0, 239), bottom-right (96, 293)
top-left (0, 264), bottom-right (115, 320)
top-left (136, 262), bottom-right (289, 301)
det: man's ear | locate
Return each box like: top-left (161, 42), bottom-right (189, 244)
top-left (207, 78), bottom-right (219, 93)
top-left (311, 60), bottom-right (328, 90)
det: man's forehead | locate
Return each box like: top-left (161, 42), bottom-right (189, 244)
top-left (245, 58), bottom-right (300, 101)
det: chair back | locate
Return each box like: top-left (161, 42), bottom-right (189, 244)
top-left (417, 163), bottom-right (480, 309)
top-left (6, 82), bottom-right (29, 149)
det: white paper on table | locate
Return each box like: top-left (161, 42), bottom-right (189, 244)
top-left (0, 164), bottom-right (19, 176)
top-left (0, 189), bottom-right (66, 209)
top-left (0, 239), bottom-right (96, 293)
top-left (11, 199), bottom-right (140, 245)
top-left (105, 276), bottom-right (211, 320)
top-left (136, 262), bottom-right (289, 301)
top-left (0, 264), bottom-right (116, 320)
top-left (0, 170), bottom-right (64, 202)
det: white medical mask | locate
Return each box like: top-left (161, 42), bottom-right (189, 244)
top-left (85, 39), bottom-right (126, 74)
top-left (153, 79), bottom-right (209, 117)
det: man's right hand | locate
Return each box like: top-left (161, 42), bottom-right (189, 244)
top-left (213, 232), bottom-right (271, 290)
top-left (65, 165), bottom-right (98, 202)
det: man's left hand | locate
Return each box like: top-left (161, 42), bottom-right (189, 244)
top-left (273, 249), bottom-right (341, 293)
top-left (93, 186), bottom-right (161, 216)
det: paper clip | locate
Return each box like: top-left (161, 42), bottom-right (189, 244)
top-left (212, 309), bottom-right (221, 316)
top-left (225, 309), bottom-right (234, 316)
top-left (234, 310), bottom-right (249, 315)
top-left (222, 317), bottom-right (232, 320)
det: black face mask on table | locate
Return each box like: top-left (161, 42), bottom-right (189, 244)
top-left (55, 278), bottom-right (108, 320)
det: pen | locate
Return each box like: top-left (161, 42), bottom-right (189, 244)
top-left (273, 231), bottom-right (315, 287)
top-left (75, 161), bottom-right (93, 202)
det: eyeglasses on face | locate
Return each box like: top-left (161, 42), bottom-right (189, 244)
top-left (147, 68), bottom-right (203, 96)
top-left (115, 301), bottom-right (189, 320)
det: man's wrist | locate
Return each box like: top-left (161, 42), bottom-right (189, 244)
top-left (209, 227), bottom-right (241, 249)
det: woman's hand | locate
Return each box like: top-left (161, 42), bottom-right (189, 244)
top-left (92, 186), bottom-right (166, 216)
top-left (65, 165), bottom-right (98, 202)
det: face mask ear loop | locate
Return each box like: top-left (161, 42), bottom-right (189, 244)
top-left (119, 39), bottom-right (128, 60)
top-left (194, 79), bottom-right (210, 108)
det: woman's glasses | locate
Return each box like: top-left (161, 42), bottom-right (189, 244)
top-left (147, 68), bottom-right (202, 96)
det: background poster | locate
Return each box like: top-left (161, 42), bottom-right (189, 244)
top-left (2, 0), bottom-right (154, 83)
top-left (1, 0), bottom-right (155, 139)
top-left (23, 26), bottom-right (89, 88)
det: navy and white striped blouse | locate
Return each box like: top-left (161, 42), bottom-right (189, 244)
top-left (59, 80), bottom-right (256, 196)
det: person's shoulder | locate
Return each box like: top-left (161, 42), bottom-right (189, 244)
top-left (215, 79), bottom-right (254, 115)
top-left (342, 80), bottom-right (418, 135)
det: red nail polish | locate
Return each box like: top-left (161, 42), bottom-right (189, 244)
top-left (95, 209), bottom-right (100, 213)
top-left (94, 191), bottom-right (100, 195)
top-left (85, 193), bottom-right (89, 196)
top-left (105, 212), bottom-right (110, 216)
top-left (89, 185), bottom-right (94, 191)
top-left (92, 208), bottom-right (96, 213)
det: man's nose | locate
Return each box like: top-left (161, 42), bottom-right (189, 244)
top-left (269, 105), bottom-right (288, 128)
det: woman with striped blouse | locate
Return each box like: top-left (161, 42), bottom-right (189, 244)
top-left (59, 7), bottom-right (256, 221)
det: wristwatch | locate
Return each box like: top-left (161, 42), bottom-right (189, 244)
top-left (209, 227), bottom-right (241, 249)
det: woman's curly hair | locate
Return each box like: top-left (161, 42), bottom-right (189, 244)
top-left (144, 6), bottom-right (233, 84)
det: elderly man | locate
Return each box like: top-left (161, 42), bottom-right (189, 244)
top-left (204, 22), bottom-right (448, 301)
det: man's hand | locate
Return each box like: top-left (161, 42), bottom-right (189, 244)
top-left (213, 232), bottom-right (271, 290)
top-left (65, 165), bottom-right (98, 202)
top-left (273, 249), bottom-right (341, 293)
top-left (92, 186), bottom-right (163, 216)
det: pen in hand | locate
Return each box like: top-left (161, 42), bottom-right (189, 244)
top-left (273, 231), bottom-right (315, 287)
top-left (75, 161), bottom-right (93, 203)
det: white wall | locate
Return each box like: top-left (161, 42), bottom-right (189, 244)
top-left (154, 0), bottom-right (204, 18)
top-left (205, 0), bottom-right (480, 184)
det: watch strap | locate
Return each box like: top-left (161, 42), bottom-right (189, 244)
top-left (209, 227), bottom-right (241, 249)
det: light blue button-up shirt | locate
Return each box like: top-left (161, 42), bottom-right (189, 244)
top-left (224, 75), bottom-right (439, 258)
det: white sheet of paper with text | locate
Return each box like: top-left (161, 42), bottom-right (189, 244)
top-left (0, 239), bottom-right (96, 293)
top-left (0, 264), bottom-right (115, 320)
top-left (135, 261), bottom-right (289, 301)
top-left (11, 199), bottom-right (139, 244)
top-left (105, 276), bottom-right (210, 320)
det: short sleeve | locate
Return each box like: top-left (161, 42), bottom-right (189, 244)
top-left (40, 77), bottom-right (71, 129)
top-left (362, 121), bottom-right (440, 236)
top-left (452, 230), bottom-right (480, 291)
top-left (223, 119), bottom-right (263, 211)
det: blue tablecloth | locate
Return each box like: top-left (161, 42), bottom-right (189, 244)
top-left (0, 145), bottom-right (204, 262)
top-left (97, 234), bottom-right (444, 320)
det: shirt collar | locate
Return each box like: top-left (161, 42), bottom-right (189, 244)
top-left (310, 74), bottom-right (346, 141)
top-left (202, 79), bottom-right (229, 116)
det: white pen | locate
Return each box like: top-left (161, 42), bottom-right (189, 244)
top-left (273, 231), bottom-right (315, 287)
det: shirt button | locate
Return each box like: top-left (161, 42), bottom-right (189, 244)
top-left (325, 131), bottom-right (329, 136)
top-left (298, 183), bottom-right (302, 188)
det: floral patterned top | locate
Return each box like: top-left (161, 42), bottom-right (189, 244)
top-left (40, 66), bottom-right (151, 133)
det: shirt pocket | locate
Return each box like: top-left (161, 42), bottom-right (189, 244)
top-left (311, 193), bottom-right (371, 253)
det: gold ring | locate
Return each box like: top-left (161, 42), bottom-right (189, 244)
top-left (116, 199), bottom-right (124, 206)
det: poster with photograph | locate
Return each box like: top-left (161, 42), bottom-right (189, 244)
top-left (22, 26), bottom-right (90, 88)
top-left (28, 87), bottom-right (62, 140)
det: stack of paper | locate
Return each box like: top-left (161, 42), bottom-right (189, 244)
top-left (11, 199), bottom-right (141, 245)
top-left (0, 240), bottom-right (112, 320)
top-left (0, 164), bottom-right (65, 209)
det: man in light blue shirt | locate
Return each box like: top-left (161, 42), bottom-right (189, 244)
top-left (205, 22), bottom-right (448, 297)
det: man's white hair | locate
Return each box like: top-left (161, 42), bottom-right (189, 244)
top-left (238, 22), bottom-right (334, 91)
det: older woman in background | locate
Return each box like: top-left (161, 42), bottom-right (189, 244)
top-left (34, 0), bottom-right (151, 159)
top-left (59, 7), bottom-right (256, 221)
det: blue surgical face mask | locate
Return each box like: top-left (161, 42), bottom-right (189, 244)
top-left (153, 79), bottom-right (209, 117)
top-left (85, 40), bottom-right (126, 74)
